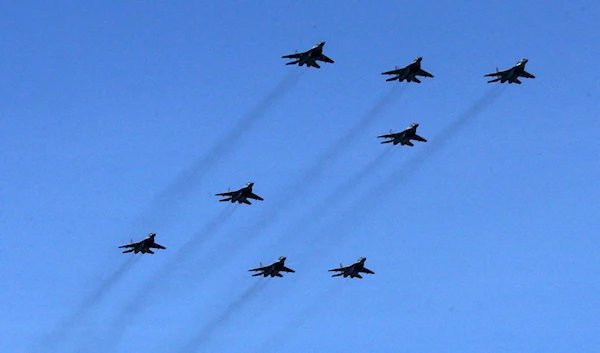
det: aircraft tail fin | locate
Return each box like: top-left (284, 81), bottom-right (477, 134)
top-left (252, 272), bottom-right (262, 277)
top-left (286, 60), bottom-right (300, 65)
top-left (122, 249), bottom-right (135, 254)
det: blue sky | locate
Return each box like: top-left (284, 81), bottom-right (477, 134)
top-left (1, 1), bottom-right (599, 352)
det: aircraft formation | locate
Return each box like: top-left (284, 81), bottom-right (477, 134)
top-left (120, 41), bottom-right (535, 279)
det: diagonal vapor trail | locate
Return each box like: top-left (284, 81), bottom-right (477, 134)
top-left (314, 85), bottom-right (507, 251)
top-left (29, 256), bottom-right (140, 353)
top-left (279, 147), bottom-right (394, 253)
top-left (291, 85), bottom-right (404, 187)
top-left (176, 280), bottom-right (268, 353)
top-left (139, 70), bottom-right (303, 229)
top-left (253, 282), bottom-right (343, 353)
top-left (246, 86), bottom-right (507, 353)
top-left (95, 206), bottom-right (237, 352)
top-left (178, 86), bottom-right (405, 282)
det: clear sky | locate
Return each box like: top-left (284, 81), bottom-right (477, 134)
top-left (2, 1), bottom-right (599, 352)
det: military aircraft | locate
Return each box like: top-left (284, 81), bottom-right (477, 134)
top-left (249, 256), bottom-right (295, 277)
top-left (377, 123), bottom-right (427, 146)
top-left (329, 257), bottom-right (374, 279)
top-left (119, 233), bottom-right (166, 254)
top-left (381, 57), bottom-right (434, 83)
top-left (216, 182), bottom-right (263, 205)
top-left (282, 41), bottom-right (334, 68)
top-left (484, 58), bottom-right (535, 84)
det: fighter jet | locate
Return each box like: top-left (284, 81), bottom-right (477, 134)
top-left (216, 182), bottom-right (263, 205)
top-left (249, 256), bottom-right (295, 277)
top-left (484, 58), bottom-right (535, 84)
top-left (119, 233), bottom-right (166, 254)
top-left (282, 41), bottom-right (334, 68)
top-left (329, 257), bottom-right (374, 279)
top-left (381, 57), bottom-right (434, 83)
top-left (377, 123), bottom-right (427, 146)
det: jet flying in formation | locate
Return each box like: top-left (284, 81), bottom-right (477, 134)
top-left (484, 58), bottom-right (535, 84)
top-left (378, 123), bottom-right (427, 146)
top-left (381, 57), bottom-right (434, 83)
top-left (216, 182), bottom-right (264, 205)
top-left (119, 233), bottom-right (166, 254)
top-left (249, 256), bottom-right (295, 277)
top-left (329, 257), bottom-right (374, 279)
top-left (282, 41), bottom-right (334, 69)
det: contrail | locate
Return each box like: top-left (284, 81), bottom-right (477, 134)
top-left (294, 85), bottom-right (404, 186)
top-left (177, 87), bottom-right (404, 281)
top-left (253, 282), bottom-right (343, 353)
top-left (29, 256), bottom-right (140, 353)
top-left (200, 86), bottom-right (404, 262)
top-left (278, 148), bottom-right (394, 253)
top-left (94, 206), bottom-right (237, 352)
top-left (317, 85), bottom-right (507, 249)
top-left (138, 70), bottom-right (303, 229)
top-left (176, 280), bottom-right (268, 353)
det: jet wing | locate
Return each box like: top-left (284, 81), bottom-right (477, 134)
top-left (512, 78), bottom-right (522, 84)
top-left (249, 265), bottom-right (269, 272)
top-left (281, 266), bottom-right (295, 273)
top-left (359, 267), bottom-right (375, 274)
top-left (248, 192), bottom-right (263, 201)
top-left (318, 54), bottom-right (334, 63)
top-left (377, 132), bottom-right (399, 139)
top-left (118, 242), bottom-right (138, 249)
top-left (484, 69), bottom-right (507, 77)
top-left (282, 52), bottom-right (303, 59)
top-left (520, 71), bottom-right (535, 79)
top-left (412, 134), bottom-right (427, 142)
top-left (382, 67), bottom-right (407, 75)
top-left (150, 243), bottom-right (166, 249)
top-left (417, 69), bottom-right (434, 78)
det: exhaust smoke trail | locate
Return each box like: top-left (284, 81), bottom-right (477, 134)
top-left (176, 280), bottom-right (268, 353)
top-left (29, 256), bottom-right (139, 353)
top-left (139, 70), bottom-right (303, 229)
top-left (93, 206), bottom-right (237, 352)
top-left (320, 85), bottom-right (508, 247)
top-left (253, 282), bottom-right (343, 353)
top-left (177, 87), bottom-right (404, 282)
